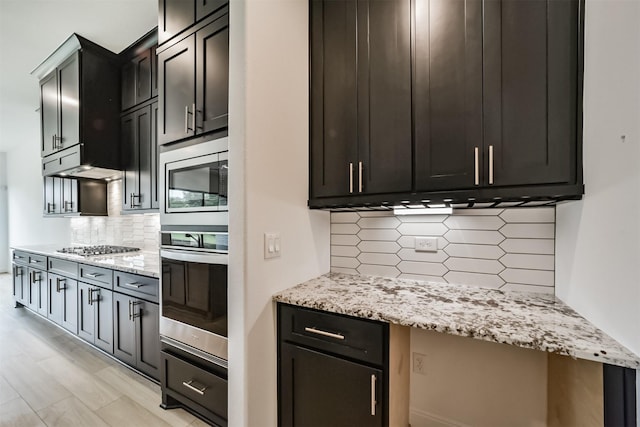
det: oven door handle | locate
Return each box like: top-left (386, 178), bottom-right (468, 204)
top-left (160, 249), bottom-right (229, 265)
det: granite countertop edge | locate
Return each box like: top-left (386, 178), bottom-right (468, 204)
top-left (273, 272), bottom-right (640, 370)
top-left (11, 245), bottom-right (159, 278)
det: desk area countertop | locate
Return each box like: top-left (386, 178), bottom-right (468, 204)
top-left (11, 244), bottom-right (160, 278)
top-left (273, 272), bottom-right (640, 369)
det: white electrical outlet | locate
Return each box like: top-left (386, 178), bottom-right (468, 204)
top-left (413, 352), bottom-right (427, 375)
top-left (415, 236), bottom-right (438, 252)
top-left (264, 232), bottom-right (281, 259)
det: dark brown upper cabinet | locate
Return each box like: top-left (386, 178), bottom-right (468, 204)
top-left (310, 0), bottom-right (412, 200)
top-left (121, 28), bottom-right (158, 112)
top-left (43, 176), bottom-right (107, 216)
top-left (158, 0), bottom-right (228, 46)
top-left (121, 103), bottom-right (158, 211)
top-left (309, 0), bottom-right (584, 209)
top-left (157, 10), bottom-right (229, 145)
top-left (33, 34), bottom-right (121, 178)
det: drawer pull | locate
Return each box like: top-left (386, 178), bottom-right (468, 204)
top-left (182, 380), bottom-right (207, 396)
top-left (371, 374), bottom-right (377, 416)
top-left (56, 277), bottom-right (66, 292)
top-left (121, 282), bottom-right (144, 289)
top-left (30, 259), bottom-right (42, 264)
top-left (84, 272), bottom-right (103, 278)
top-left (304, 327), bottom-right (345, 340)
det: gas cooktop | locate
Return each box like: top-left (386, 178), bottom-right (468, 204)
top-left (56, 245), bottom-right (140, 257)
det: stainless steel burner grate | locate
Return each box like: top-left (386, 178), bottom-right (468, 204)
top-left (56, 245), bottom-right (140, 256)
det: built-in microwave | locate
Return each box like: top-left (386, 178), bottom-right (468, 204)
top-left (159, 137), bottom-right (228, 227)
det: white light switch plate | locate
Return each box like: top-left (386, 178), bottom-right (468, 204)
top-left (264, 232), bottom-right (281, 259)
top-left (415, 236), bottom-right (438, 252)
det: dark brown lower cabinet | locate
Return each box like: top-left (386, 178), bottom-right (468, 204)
top-left (78, 282), bottom-right (114, 354)
top-left (160, 342), bottom-right (228, 427)
top-left (113, 293), bottom-right (160, 379)
top-left (47, 273), bottom-right (78, 334)
top-left (280, 343), bottom-right (383, 427)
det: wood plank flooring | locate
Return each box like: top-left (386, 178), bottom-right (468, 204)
top-left (0, 273), bottom-right (208, 426)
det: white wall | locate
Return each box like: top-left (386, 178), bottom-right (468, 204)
top-left (0, 152), bottom-right (8, 271)
top-left (227, 0), bottom-right (331, 426)
top-left (555, 0), bottom-right (640, 420)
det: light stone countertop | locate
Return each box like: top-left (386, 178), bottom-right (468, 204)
top-left (273, 272), bottom-right (640, 369)
top-left (11, 244), bottom-right (159, 278)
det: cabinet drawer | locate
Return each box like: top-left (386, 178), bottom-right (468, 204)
top-left (12, 250), bottom-right (29, 265)
top-left (114, 272), bottom-right (158, 302)
top-left (278, 304), bottom-right (386, 366)
top-left (79, 264), bottom-right (113, 289)
top-left (28, 253), bottom-right (47, 269)
top-left (162, 350), bottom-right (227, 421)
top-left (48, 257), bottom-right (78, 279)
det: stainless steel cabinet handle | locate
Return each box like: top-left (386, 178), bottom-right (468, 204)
top-left (52, 135), bottom-right (56, 150)
top-left (184, 105), bottom-right (189, 133)
top-left (182, 380), bottom-right (207, 396)
top-left (121, 282), bottom-right (143, 289)
top-left (358, 161), bottom-right (363, 193)
top-left (370, 374), bottom-right (377, 416)
top-left (488, 145), bottom-right (494, 185)
top-left (474, 147), bottom-right (479, 185)
top-left (84, 272), bottom-right (102, 278)
top-left (304, 327), bottom-right (345, 340)
top-left (131, 301), bottom-right (141, 320)
top-left (87, 288), bottom-right (93, 306)
top-left (30, 259), bottom-right (41, 264)
top-left (55, 277), bottom-right (66, 292)
top-left (128, 300), bottom-right (132, 320)
top-left (15, 255), bottom-right (24, 260)
top-left (349, 163), bottom-right (354, 194)
top-left (192, 103), bottom-right (196, 132)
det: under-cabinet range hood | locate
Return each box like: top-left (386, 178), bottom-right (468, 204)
top-left (32, 34), bottom-right (121, 180)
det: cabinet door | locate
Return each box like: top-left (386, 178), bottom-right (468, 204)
top-left (414, 0), bottom-right (483, 191)
top-left (151, 102), bottom-right (159, 209)
top-left (94, 287), bottom-right (114, 354)
top-left (158, 35), bottom-right (196, 145)
top-left (78, 282), bottom-right (95, 343)
top-left (113, 292), bottom-right (137, 366)
top-left (137, 106), bottom-right (153, 210)
top-left (197, 0), bottom-right (227, 20)
top-left (40, 70), bottom-right (58, 157)
top-left (309, 0), bottom-right (358, 198)
top-left (121, 111), bottom-right (138, 210)
top-left (61, 178), bottom-right (78, 214)
top-left (57, 53), bottom-right (80, 151)
top-left (136, 49), bottom-right (153, 106)
top-left (136, 300), bottom-right (160, 379)
top-left (151, 46), bottom-right (158, 99)
top-left (195, 15), bottom-right (229, 134)
top-left (47, 274), bottom-right (63, 325)
top-left (159, 0), bottom-right (196, 45)
top-left (12, 265), bottom-right (25, 303)
top-left (61, 278), bottom-right (78, 334)
top-left (483, 0), bottom-right (578, 187)
top-left (280, 343), bottom-right (383, 427)
top-left (356, 0), bottom-right (412, 195)
top-left (122, 60), bottom-right (136, 111)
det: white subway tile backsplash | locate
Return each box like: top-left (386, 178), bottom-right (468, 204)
top-left (499, 269), bottom-right (554, 286)
top-left (398, 273), bottom-right (447, 283)
top-left (331, 245), bottom-right (361, 257)
top-left (357, 252), bottom-right (400, 266)
top-left (500, 223), bottom-right (555, 239)
top-left (331, 256), bottom-right (360, 269)
top-left (500, 254), bottom-right (555, 270)
top-left (499, 238), bottom-right (555, 255)
top-left (443, 244), bottom-right (505, 260)
top-left (331, 207), bottom-right (556, 293)
top-left (358, 264), bottom-right (401, 278)
top-left (501, 283), bottom-right (554, 295)
top-left (331, 267), bottom-right (359, 275)
top-left (397, 261), bottom-right (448, 277)
top-left (396, 223), bottom-right (448, 236)
top-left (396, 248), bottom-right (448, 263)
top-left (499, 207), bottom-right (555, 223)
top-left (443, 216), bottom-right (505, 230)
top-left (444, 257), bottom-right (505, 275)
top-left (444, 229), bottom-right (505, 245)
top-left (357, 241), bottom-right (401, 254)
top-left (357, 229), bottom-right (401, 241)
top-left (357, 216), bottom-right (401, 229)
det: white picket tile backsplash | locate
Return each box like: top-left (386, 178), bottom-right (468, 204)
top-left (330, 208), bottom-right (557, 294)
top-left (70, 180), bottom-right (160, 252)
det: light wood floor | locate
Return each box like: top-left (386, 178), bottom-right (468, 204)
top-left (0, 273), bottom-right (210, 427)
